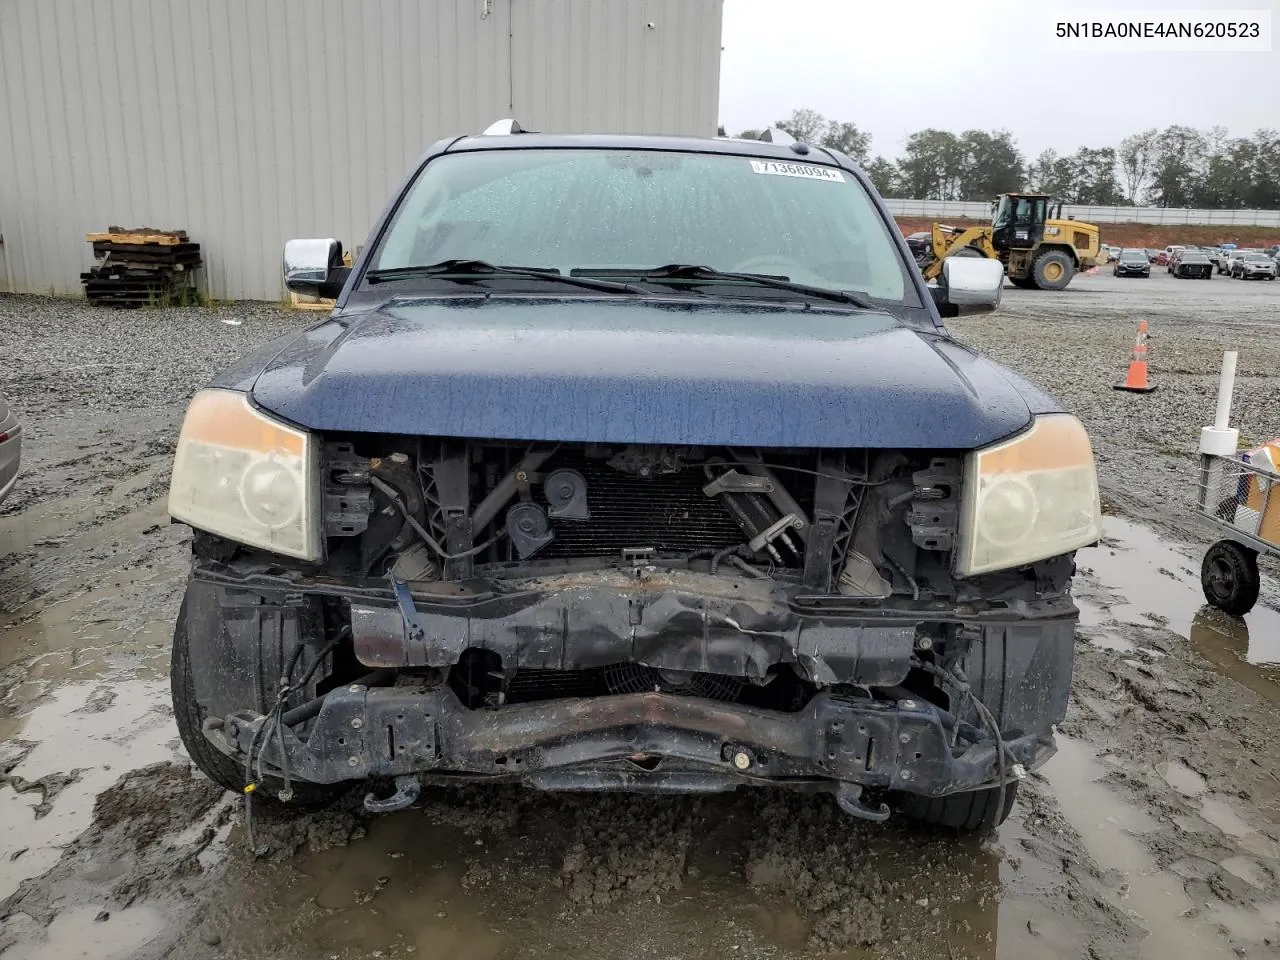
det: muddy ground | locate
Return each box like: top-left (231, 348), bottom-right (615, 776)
top-left (1, 273), bottom-right (1279, 960)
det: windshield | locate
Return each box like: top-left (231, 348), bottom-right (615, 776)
top-left (1120, 250), bottom-right (1145, 260)
top-left (1244, 253), bottom-right (1270, 261)
top-left (372, 149), bottom-right (912, 303)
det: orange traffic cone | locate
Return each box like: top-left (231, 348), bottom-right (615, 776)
top-left (1114, 320), bottom-right (1157, 393)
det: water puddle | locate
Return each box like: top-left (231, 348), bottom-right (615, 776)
top-left (0, 475), bottom-right (181, 900)
top-left (1041, 735), bottom-right (1235, 959)
top-left (748, 902), bottom-right (811, 951)
top-left (0, 675), bottom-right (175, 901)
top-left (182, 792), bottom-right (1086, 960)
top-left (1074, 515), bottom-right (1280, 702)
top-left (1198, 798), bottom-right (1279, 860)
top-left (303, 814), bottom-right (509, 958)
top-left (1219, 854), bottom-right (1267, 889)
top-left (1205, 900), bottom-right (1280, 948)
top-left (1049, 728), bottom-right (1280, 955)
top-left (0, 577), bottom-right (174, 673)
top-left (1188, 612), bottom-right (1280, 707)
top-left (0, 903), bottom-right (165, 960)
top-left (1157, 759), bottom-right (1207, 797)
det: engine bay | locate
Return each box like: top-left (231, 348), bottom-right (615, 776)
top-left (315, 437), bottom-right (997, 602)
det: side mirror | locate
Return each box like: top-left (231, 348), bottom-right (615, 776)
top-left (933, 256), bottom-right (1004, 317)
top-left (284, 238), bottom-right (350, 298)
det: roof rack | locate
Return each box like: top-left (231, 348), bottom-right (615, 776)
top-left (481, 118), bottom-right (526, 135)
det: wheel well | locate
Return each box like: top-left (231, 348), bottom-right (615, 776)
top-left (1035, 244), bottom-right (1079, 268)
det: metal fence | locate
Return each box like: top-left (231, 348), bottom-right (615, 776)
top-left (884, 199), bottom-right (1280, 227)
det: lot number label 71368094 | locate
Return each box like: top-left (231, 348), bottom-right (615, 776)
top-left (749, 160), bottom-right (845, 183)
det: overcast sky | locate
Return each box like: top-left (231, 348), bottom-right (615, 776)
top-left (719, 0), bottom-right (1280, 160)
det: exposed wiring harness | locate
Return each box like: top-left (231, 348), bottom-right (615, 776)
top-left (884, 555), bottom-right (920, 601)
top-left (241, 626), bottom-right (348, 855)
top-left (708, 543), bottom-right (742, 575)
top-left (369, 475), bottom-right (505, 561)
top-left (709, 459), bottom-right (896, 485)
top-left (910, 656), bottom-right (1019, 820)
top-left (373, 452), bottom-right (896, 571)
top-left (726, 554), bottom-right (769, 579)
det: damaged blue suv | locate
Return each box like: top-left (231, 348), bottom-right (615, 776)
top-left (167, 122), bottom-right (1101, 832)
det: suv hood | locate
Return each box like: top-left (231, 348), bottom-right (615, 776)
top-left (249, 297), bottom-right (1037, 448)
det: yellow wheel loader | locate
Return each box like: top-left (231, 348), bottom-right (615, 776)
top-left (918, 194), bottom-right (1102, 291)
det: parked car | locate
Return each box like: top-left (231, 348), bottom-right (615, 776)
top-left (1113, 248), bottom-right (1151, 277)
top-left (1153, 250), bottom-right (1171, 266)
top-left (1102, 245), bottom-right (1120, 263)
top-left (1204, 248), bottom-right (1224, 269)
top-left (1168, 246), bottom-right (1202, 274)
top-left (1145, 248), bottom-right (1161, 264)
top-left (1172, 248), bottom-right (1213, 279)
top-left (1217, 248), bottom-right (1241, 274)
top-left (0, 395), bottom-right (19, 506)
top-left (1232, 252), bottom-right (1277, 280)
top-left (904, 231), bottom-right (932, 261)
top-left (1167, 248), bottom-right (1203, 273)
top-left (166, 124), bottom-right (1101, 834)
top-left (1223, 248), bottom-right (1260, 276)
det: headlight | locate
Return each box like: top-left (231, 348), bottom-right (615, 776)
top-left (955, 414), bottom-right (1101, 577)
top-left (168, 389), bottom-right (321, 560)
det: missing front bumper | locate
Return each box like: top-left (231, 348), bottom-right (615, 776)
top-left (209, 684), bottom-right (1053, 799)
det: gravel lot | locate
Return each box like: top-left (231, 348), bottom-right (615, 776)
top-left (952, 269), bottom-right (1280, 549)
top-left (1, 274), bottom-right (1279, 960)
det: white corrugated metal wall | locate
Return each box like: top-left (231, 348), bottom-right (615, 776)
top-left (0, 0), bottom-right (724, 300)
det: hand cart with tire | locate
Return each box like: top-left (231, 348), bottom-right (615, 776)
top-left (1196, 350), bottom-right (1278, 616)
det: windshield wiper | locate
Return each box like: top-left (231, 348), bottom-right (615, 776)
top-left (366, 259), bottom-right (642, 295)
top-left (572, 264), bottom-right (872, 308)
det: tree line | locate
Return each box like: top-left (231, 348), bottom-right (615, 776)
top-left (720, 110), bottom-right (1280, 209)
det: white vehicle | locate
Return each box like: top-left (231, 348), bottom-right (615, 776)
top-left (1223, 248), bottom-right (1260, 276)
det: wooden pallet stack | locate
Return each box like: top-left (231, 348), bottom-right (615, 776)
top-left (81, 227), bottom-right (203, 307)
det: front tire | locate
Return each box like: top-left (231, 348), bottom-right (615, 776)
top-left (1032, 250), bottom-right (1074, 290)
top-left (898, 783), bottom-right (1019, 833)
top-left (1201, 540), bottom-right (1260, 616)
top-left (171, 598), bottom-right (342, 806)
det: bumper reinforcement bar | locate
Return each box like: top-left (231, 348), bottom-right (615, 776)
top-left (207, 684), bottom-right (1052, 802)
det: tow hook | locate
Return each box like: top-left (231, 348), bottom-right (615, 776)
top-left (835, 783), bottom-right (891, 822)
top-left (363, 774), bottom-right (421, 813)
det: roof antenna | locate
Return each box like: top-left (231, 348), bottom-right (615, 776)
top-left (482, 118), bottom-right (525, 136)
